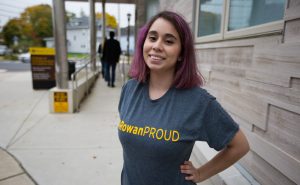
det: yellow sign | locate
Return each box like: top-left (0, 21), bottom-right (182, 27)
top-left (31, 56), bottom-right (54, 66)
top-left (54, 92), bottom-right (68, 112)
top-left (30, 47), bottom-right (55, 55)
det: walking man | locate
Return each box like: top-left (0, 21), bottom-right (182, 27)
top-left (103, 31), bottom-right (121, 87)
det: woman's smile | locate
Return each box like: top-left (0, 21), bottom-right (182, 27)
top-left (148, 54), bottom-right (166, 63)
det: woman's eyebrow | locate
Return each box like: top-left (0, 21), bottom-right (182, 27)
top-left (148, 30), bottom-right (178, 40)
top-left (165, 33), bottom-right (177, 40)
top-left (148, 30), bottom-right (158, 35)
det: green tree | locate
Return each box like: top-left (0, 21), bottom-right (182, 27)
top-left (66, 11), bottom-right (76, 23)
top-left (2, 18), bottom-right (23, 47)
top-left (2, 4), bottom-right (53, 52)
top-left (20, 4), bottom-right (53, 46)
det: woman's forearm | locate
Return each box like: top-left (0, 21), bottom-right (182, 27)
top-left (197, 130), bottom-right (250, 182)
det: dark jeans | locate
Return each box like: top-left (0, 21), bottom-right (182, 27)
top-left (105, 62), bottom-right (117, 86)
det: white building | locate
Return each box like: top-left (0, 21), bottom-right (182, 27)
top-left (44, 16), bottom-right (135, 55)
top-left (119, 26), bottom-right (135, 54)
top-left (66, 16), bottom-right (108, 54)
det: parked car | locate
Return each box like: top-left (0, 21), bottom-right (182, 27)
top-left (0, 45), bottom-right (8, 56)
top-left (18, 52), bottom-right (31, 63)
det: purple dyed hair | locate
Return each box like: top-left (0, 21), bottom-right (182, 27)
top-left (129, 11), bottom-right (204, 89)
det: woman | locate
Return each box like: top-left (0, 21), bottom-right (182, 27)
top-left (118, 11), bottom-right (249, 185)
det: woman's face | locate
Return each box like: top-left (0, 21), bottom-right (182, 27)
top-left (143, 18), bottom-right (181, 74)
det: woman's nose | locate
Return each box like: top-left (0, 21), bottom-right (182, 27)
top-left (152, 40), bottom-right (162, 51)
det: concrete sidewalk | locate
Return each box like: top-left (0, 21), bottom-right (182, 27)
top-left (0, 70), bottom-right (214, 185)
top-left (0, 71), bottom-right (123, 185)
top-left (0, 148), bottom-right (36, 185)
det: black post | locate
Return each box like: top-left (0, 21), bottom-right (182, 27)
top-left (127, 13), bottom-right (131, 64)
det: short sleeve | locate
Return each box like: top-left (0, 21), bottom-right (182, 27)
top-left (201, 99), bottom-right (239, 151)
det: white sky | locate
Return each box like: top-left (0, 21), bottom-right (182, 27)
top-left (0, 0), bottom-right (135, 28)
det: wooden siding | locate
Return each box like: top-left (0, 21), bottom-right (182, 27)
top-left (194, 0), bottom-right (300, 184)
top-left (195, 20), bottom-right (300, 185)
top-left (196, 39), bottom-right (300, 185)
top-left (284, 19), bottom-right (300, 43)
top-left (239, 150), bottom-right (296, 185)
top-left (159, 0), bottom-right (194, 24)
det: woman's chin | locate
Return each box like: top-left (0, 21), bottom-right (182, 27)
top-left (146, 61), bottom-right (162, 70)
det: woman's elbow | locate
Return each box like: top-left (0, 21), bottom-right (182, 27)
top-left (230, 129), bottom-right (250, 157)
top-left (240, 138), bottom-right (250, 156)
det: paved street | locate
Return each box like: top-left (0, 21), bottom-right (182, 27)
top-left (0, 61), bottom-right (31, 72)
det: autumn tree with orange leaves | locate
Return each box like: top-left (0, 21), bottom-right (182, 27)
top-left (95, 12), bottom-right (118, 29)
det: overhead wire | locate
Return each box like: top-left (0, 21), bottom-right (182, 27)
top-left (0, 2), bottom-right (25, 10)
top-left (0, 9), bottom-right (20, 15)
top-left (0, 14), bottom-right (18, 18)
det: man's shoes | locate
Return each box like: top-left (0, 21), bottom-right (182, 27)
top-left (107, 82), bottom-right (115, 88)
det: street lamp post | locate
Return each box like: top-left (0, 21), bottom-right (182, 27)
top-left (127, 13), bottom-right (131, 65)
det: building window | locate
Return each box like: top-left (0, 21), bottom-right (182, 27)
top-left (228, 0), bottom-right (285, 31)
top-left (73, 35), bottom-right (76, 41)
top-left (197, 0), bottom-right (224, 37)
top-left (195, 0), bottom-right (286, 42)
top-left (146, 0), bottom-right (159, 21)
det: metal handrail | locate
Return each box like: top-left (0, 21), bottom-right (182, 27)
top-left (119, 54), bottom-right (131, 86)
top-left (71, 55), bottom-right (98, 81)
top-left (71, 55), bottom-right (99, 112)
top-left (70, 55), bottom-right (90, 66)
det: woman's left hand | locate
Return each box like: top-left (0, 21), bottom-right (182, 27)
top-left (180, 161), bottom-right (201, 183)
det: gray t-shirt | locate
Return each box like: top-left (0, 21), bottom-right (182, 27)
top-left (118, 79), bottom-right (239, 185)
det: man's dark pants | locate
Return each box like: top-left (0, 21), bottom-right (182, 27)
top-left (100, 58), bottom-right (107, 79)
top-left (105, 62), bottom-right (117, 87)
